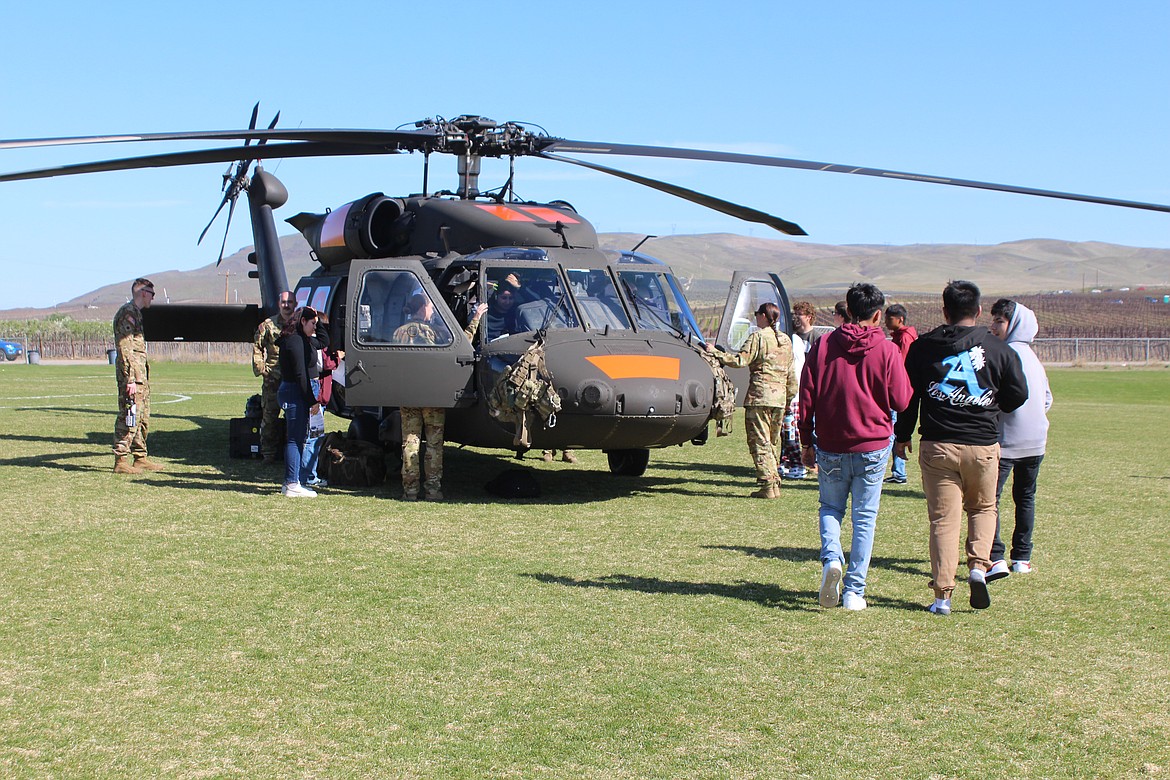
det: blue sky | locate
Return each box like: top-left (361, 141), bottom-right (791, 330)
top-left (1, 1), bottom-right (1167, 310)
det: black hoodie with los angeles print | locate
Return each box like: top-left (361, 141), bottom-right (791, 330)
top-left (893, 323), bottom-right (1028, 446)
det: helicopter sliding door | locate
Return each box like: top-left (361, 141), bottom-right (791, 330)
top-left (344, 259), bottom-right (475, 408)
top-left (714, 272), bottom-right (794, 406)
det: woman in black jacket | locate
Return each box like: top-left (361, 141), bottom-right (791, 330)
top-left (276, 306), bottom-right (320, 497)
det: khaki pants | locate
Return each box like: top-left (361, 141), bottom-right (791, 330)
top-left (918, 441), bottom-right (1000, 598)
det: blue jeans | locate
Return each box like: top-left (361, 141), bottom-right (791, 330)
top-left (889, 410), bottom-right (906, 479)
top-left (278, 381), bottom-right (311, 486)
top-left (300, 379), bottom-right (322, 483)
top-left (991, 454), bottom-right (1044, 562)
top-left (816, 444), bottom-right (891, 596)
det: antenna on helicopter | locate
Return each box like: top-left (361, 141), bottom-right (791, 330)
top-left (631, 235), bottom-right (658, 252)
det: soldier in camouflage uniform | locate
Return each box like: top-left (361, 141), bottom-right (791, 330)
top-left (393, 294), bottom-right (486, 501)
top-left (253, 291), bottom-right (296, 463)
top-left (112, 278), bottom-right (162, 474)
top-left (707, 302), bottom-right (798, 498)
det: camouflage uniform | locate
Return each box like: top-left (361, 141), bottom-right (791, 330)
top-left (393, 319), bottom-right (445, 499)
top-left (393, 311), bottom-right (483, 500)
top-left (252, 314), bottom-right (285, 461)
top-left (112, 301), bottom-right (150, 459)
top-left (714, 327), bottom-right (798, 494)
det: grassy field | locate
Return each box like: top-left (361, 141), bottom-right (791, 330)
top-left (1, 362), bottom-right (1167, 778)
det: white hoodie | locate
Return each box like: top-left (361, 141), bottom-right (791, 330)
top-left (999, 302), bottom-right (1052, 458)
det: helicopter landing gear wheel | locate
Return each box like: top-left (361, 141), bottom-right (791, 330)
top-left (606, 448), bottom-right (650, 477)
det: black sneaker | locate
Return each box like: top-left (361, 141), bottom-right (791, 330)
top-left (883, 475), bottom-right (907, 484)
top-left (968, 568), bottom-right (991, 609)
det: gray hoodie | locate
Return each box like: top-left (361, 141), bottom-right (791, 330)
top-left (999, 302), bottom-right (1052, 458)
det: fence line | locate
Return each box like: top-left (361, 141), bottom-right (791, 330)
top-left (9, 336), bottom-right (1170, 366)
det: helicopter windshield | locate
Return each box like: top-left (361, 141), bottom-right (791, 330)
top-left (483, 267), bottom-right (578, 341)
top-left (615, 269), bottom-right (702, 340)
top-left (564, 269), bottom-right (631, 331)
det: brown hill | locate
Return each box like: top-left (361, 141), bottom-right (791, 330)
top-left (5, 233), bottom-right (1168, 321)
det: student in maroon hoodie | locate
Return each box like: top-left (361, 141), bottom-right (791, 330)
top-left (884, 304), bottom-right (919, 484)
top-left (799, 283), bottom-right (912, 611)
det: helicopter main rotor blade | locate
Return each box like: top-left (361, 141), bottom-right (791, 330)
top-left (541, 152), bottom-right (807, 236)
top-left (544, 139), bottom-right (1170, 215)
top-left (0, 141), bottom-right (403, 183)
top-left (0, 127), bottom-right (440, 151)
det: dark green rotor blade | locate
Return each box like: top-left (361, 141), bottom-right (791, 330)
top-left (0, 141), bottom-right (406, 183)
top-left (541, 151), bottom-right (807, 236)
top-left (543, 138), bottom-right (1170, 215)
top-left (0, 127), bottom-right (440, 151)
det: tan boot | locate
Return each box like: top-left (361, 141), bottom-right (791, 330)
top-left (425, 489), bottom-right (444, 501)
top-left (542, 450), bottom-right (555, 463)
top-left (113, 456), bottom-right (142, 475)
top-left (750, 483), bottom-right (780, 499)
top-left (134, 456), bottom-right (164, 472)
top-left (561, 450), bottom-right (578, 464)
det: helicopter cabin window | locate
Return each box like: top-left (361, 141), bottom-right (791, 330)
top-left (727, 281), bottom-right (784, 352)
top-left (355, 270), bottom-right (453, 347)
top-left (484, 267), bottom-right (578, 341)
top-left (565, 269), bottom-right (630, 330)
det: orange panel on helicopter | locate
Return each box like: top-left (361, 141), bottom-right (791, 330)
top-left (520, 207), bottom-right (580, 224)
top-left (586, 355), bottom-right (680, 380)
top-left (475, 204), bottom-right (536, 221)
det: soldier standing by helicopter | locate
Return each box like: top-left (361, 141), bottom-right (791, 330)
top-left (706, 302), bottom-right (798, 499)
top-left (394, 293), bottom-right (487, 500)
top-left (253, 291), bottom-right (296, 464)
top-left (112, 277), bottom-right (163, 474)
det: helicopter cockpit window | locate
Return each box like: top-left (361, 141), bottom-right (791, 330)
top-left (565, 269), bottom-right (630, 330)
top-left (727, 281), bottom-right (784, 352)
top-left (615, 270), bottom-right (696, 338)
top-left (355, 270), bottom-right (453, 347)
top-left (484, 268), bottom-right (578, 340)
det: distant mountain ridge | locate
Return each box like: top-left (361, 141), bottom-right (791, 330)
top-left (5, 233), bottom-right (1168, 320)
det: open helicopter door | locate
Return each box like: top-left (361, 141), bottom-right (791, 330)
top-left (714, 272), bottom-right (794, 406)
top-left (343, 259), bottom-right (475, 408)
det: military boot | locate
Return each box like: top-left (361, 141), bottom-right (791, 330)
top-left (542, 450), bottom-right (555, 463)
top-left (561, 450), bottom-right (578, 464)
top-left (134, 456), bottom-right (164, 472)
top-left (113, 456), bottom-right (142, 475)
top-left (750, 482), bottom-right (781, 499)
top-left (425, 489), bottom-right (444, 502)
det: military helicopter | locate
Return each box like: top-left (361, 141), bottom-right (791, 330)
top-left (3, 113), bottom-right (1168, 476)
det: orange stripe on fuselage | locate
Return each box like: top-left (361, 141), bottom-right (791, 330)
top-left (475, 204), bottom-right (536, 221)
top-left (586, 355), bottom-right (680, 380)
top-left (520, 206), bottom-right (580, 224)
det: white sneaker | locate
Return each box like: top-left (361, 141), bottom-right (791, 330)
top-left (1011, 560), bottom-right (1033, 574)
top-left (842, 592), bottom-right (867, 611)
top-left (282, 483), bottom-right (316, 498)
top-left (819, 560), bottom-right (843, 607)
top-left (929, 598), bottom-right (952, 616)
top-left (986, 559), bottom-right (1011, 582)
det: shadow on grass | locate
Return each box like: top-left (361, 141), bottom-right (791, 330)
top-left (522, 572), bottom-right (819, 611)
top-left (706, 544), bottom-right (930, 579)
top-left (526, 570), bottom-right (929, 613)
top-left (3, 407), bottom-right (811, 504)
